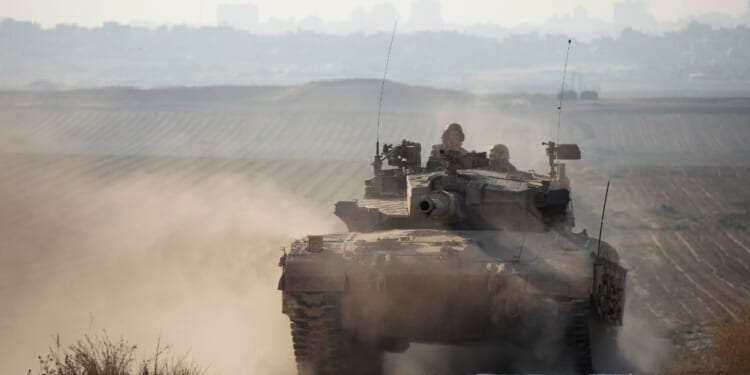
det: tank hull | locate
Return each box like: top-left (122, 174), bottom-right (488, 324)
top-left (280, 229), bottom-right (621, 343)
top-left (279, 229), bottom-right (619, 374)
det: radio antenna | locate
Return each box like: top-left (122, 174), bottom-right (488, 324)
top-left (596, 179), bottom-right (611, 257)
top-left (556, 39), bottom-right (572, 145)
top-left (376, 20), bottom-right (397, 159)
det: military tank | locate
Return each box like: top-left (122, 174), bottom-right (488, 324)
top-left (278, 136), bottom-right (626, 375)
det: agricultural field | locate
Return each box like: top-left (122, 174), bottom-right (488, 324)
top-left (2, 81), bottom-right (750, 165)
top-left (1, 81), bottom-right (750, 374)
top-left (571, 166), bottom-right (750, 371)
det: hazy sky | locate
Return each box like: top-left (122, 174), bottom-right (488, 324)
top-left (1, 0), bottom-right (748, 27)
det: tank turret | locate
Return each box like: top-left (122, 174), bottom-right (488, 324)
top-left (338, 141), bottom-right (577, 232)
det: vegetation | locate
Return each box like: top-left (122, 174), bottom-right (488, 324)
top-left (37, 334), bottom-right (205, 375)
top-left (714, 308), bottom-right (750, 373)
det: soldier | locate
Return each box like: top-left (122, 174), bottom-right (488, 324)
top-left (489, 144), bottom-right (517, 173)
top-left (426, 123), bottom-right (468, 171)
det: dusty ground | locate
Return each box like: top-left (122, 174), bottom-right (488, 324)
top-left (2, 83), bottom-right (750, 374)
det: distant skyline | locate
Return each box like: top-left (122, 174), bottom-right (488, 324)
top-left (3, 0), bottom-right (750, 31)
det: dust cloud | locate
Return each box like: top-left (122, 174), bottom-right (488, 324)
top-left (1, 166), bottom-right (340, 375)
top-left (615, 307), bottom-right (672, 371)
top-left (383, 289), bottom-right (670, 374)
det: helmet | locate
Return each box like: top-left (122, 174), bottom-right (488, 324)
top-left (490, 144), bottom-right (510, 160)
top-left (442, 123), bottom-right (465, 143)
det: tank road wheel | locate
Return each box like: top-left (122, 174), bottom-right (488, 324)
top-left (286, 292), bottom-right (383, 375)
top-left (565, 300), bottom-right (593, 374)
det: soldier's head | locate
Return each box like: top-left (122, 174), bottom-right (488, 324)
top-left (442, 123), bottom-right (465, 149)
top-left (490, 144), bottom-right (510, 162)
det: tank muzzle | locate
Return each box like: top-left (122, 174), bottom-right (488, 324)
top-left (418, 199), bottom-right (434, 214)
top-left (418, 191), bottom-right (459, 220)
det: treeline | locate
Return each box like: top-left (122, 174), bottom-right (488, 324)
top-left (1, 19), bottom-right (748, 91)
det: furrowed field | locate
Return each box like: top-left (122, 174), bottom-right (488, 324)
top-left (2, 80), bottom-right (750, 374)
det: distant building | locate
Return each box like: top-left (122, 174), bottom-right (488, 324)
top-left (216, 3), bottom-right (259, 31)
top-left (542, 6), bottom-right (614, 41)
top-left (351, 3), bottom-right (399, 32)
top-left (298, 16), bottom-right (326, 32)
top-left (408, 0), bottom-right (444, 31)
top-left (613, 0), bottom-right (656, 31)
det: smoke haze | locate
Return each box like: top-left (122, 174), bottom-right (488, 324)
top-left (1, 166), bottom-right (343, 374)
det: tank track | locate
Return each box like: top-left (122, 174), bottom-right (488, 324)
top-left (286, 292), bottom-right (383, 375)
top-left (565, 299), bottom-right (594, 374)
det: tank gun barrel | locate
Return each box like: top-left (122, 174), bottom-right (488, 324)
top-left (418, 191), bottom-right (461, 221)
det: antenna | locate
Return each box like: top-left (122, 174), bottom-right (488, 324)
top-left (376, 20), bottom-right (397, 159)
top-left (596, 179), bottom-right (611, 257)
top-left (556, 39), bottom-right (572, 144)
top-left (516, 232), bottom-right (527, 261)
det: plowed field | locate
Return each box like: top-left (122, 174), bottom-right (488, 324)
top-left (2, 83), bottom-right (750, 374)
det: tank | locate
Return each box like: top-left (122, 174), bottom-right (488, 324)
top-left (278, 139), bottom-right (627, 375)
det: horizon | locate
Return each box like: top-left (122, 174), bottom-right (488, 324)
top-left (7, 78), bottom-right (750, 101)
top-left (4, 0), bottom-right (750, 97)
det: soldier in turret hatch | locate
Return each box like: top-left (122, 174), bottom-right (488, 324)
top-left (489, 144), bottom-right (517, 173)
top-left (426, 123), bottom-right (468, 171)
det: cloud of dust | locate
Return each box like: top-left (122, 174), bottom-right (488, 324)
top-left (1, 168), bottom-right (341, 375)
top-left (384, 299), bottom-right (670, 374)
top-left (608, 288), bottom-right (672, 372)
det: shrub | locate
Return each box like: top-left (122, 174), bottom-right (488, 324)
top-left (37, 334), bottom-right (205, 375)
